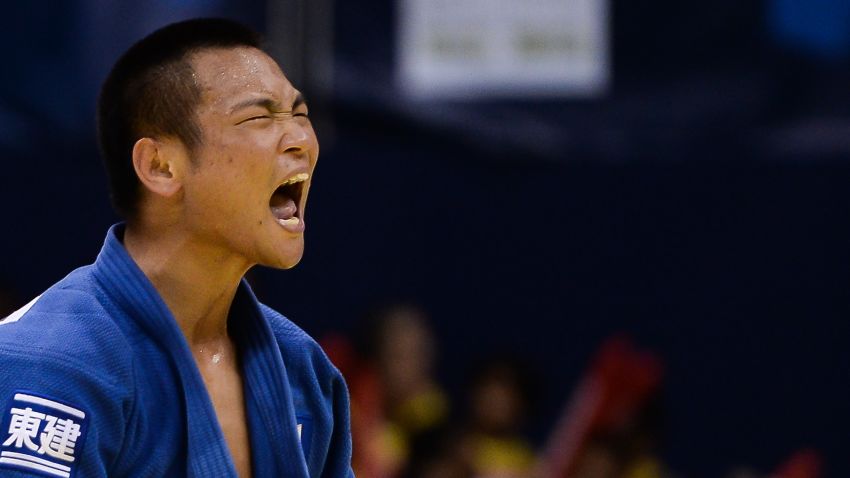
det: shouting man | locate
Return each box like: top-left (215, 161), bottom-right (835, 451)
top-left (0, 18), bottom-right (353, 478)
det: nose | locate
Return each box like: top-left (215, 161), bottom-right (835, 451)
top-left (278, 119), bottom-right (316, 157)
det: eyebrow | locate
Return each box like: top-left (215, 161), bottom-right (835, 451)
top-left (292, 92), bottom-right (307, 111)
top-left (229, 92), bottom-right (308, 115)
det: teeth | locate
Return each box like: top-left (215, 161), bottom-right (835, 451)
top-left (277, 217), bottom-right (300, 227)
top-left (281, 173), bottom-right (309, 186)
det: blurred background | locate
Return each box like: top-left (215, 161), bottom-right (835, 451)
top-left (1, 1), bottom-right (848, 477)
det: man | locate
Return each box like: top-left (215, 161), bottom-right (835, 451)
top-left (0, 18), bottom-right (353, 478)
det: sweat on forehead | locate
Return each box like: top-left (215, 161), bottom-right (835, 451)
top-left (188, 47), bottom-right (292, 106)
top-left (189, 47), bottom-right (283, 85)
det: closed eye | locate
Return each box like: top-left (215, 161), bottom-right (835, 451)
top-left (236, 111), bottom-right (308, 125)
top-left (273, 111), bottom-right (309, 119)
top-left (237, 115), bottom-right (271, 125)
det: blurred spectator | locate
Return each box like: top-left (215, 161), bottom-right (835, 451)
top-left (456, 356), bottom-right (539, 478)
top-left (324, 302), bottom-right (449, 477)
top-left (371, 304), bottom-right (447, 437)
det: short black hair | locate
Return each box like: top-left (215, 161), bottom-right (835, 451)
top-left (97, 18), bottom-right (262, 218)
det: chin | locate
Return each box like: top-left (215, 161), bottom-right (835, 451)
top-left (277, 256), bottom-right (302, 270)
top-left (258, 255), bottom-right (302, 270)
top-left (262, 241), bottom-right (305, 270)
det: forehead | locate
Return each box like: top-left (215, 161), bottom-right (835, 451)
top-left (189, 46), bottom-right (295, 110)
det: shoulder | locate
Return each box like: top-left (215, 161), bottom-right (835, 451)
top-left (259, 304), bottom-right (331, 360)
top-left (0, 266), bottom-right (135, 397)
top-left (258, 304), bottom-right (345, 383)
top-left (259, 304), bottom-right (317, 345)
top-left (0, 268), bottom-right (136, 476)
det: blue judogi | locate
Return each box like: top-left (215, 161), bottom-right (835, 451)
top-left (0, 225), bottom-right (354, 477)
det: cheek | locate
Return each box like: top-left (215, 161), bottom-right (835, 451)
top-left (186, 165), bottom-right (255, 220)
top-left (191, 132), bottom-right (279, 210)
top-left (205, 144), bottom-right (271, 189)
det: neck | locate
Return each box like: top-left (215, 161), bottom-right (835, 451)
top-left (123, 220), bottom-right (252, 348)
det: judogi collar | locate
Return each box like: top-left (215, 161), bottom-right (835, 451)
top-left (92, 224), bottom-right (309, 478)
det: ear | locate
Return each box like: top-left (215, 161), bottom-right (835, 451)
top-left (131, 137), bottom-right (185, 198)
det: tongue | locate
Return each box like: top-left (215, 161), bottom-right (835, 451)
top-left (270, 191), bottom-right (297, 220)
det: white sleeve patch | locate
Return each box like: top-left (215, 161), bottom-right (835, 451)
top-left (0, 295), bottom-right (41, 326)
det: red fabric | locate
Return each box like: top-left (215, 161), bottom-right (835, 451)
top-left (539, 336), bottom-right (663, 478)
top-left (772, 449), bottom-right (822, 478)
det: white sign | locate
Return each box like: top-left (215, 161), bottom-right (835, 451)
top-left (398, 0), bottom-right (609, 98)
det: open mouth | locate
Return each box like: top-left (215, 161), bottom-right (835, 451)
top-left (270, 173), bottom-right (308, 229)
